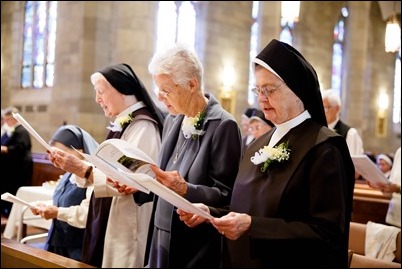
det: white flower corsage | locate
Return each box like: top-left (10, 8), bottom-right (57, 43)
top-left (250, 141), bottom-right (290, 172)
top-left (107, 113), bottom-right (134, 132)
top-left (181, 110), bottom-right (206, 140)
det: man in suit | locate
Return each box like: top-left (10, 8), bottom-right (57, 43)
top-left (1, 106), bottom-right (33, 217)
top-left (178, 39), bottom-right (355, 268)
top-left (321, 89), bottom-right (364, 156)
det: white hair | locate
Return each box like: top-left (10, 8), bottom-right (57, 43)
top-left (148, 43), bottom-right (204, 91)
top-left (321, 89), bottom-right (341, 107)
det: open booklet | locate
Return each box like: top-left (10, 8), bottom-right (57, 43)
top-left (351, 154), bottom-right (389, 186)
top-left (79, 139), bottom-right (213, 220)
top-left (12, 112), bottom-right (213, 220)
top-left (1, 192), bottom-right (39, 210)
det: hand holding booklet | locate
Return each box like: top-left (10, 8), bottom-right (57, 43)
top-left (12, 112), bottom-right (213, 219)
top-left (79, 139), bottom-right (213, 220)
top-left (351, 154), bottom-right (389, 186)
top-left (1, 192), bottom-right (39, 210)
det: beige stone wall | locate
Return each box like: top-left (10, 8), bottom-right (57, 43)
top-left (1, 1), bottom-right (400, 155)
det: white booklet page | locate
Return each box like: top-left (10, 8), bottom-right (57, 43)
top-left (351, 155), bottom-right (389, 186)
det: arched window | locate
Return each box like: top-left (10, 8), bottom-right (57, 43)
top-left (156, 1), bottom-right (196, 51)
top-left (280, 1), bottom-right (300, 46)
top-left (248, 1), bottom-right (260, 106)
top-left (21, 1), bottom-right (57, 89)
top-left (331, 6), bottom-right (348, 97)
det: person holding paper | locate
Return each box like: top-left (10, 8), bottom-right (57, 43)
top-left (48, 63), bottom-right (164, 268)
top-left (124, 43), bottom-right (242, 268)
top-left (370, 147), bottom-right (401, 228)
top-left (1, 106), bottom-right (33, 217)
top-left (376, 153), bottom-right (393, 179)
top-left (177, 39), bottom-right (355, 268)
top-left (31, 124), bottom-right (98, 261)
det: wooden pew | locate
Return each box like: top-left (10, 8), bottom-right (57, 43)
top-left (1, 237), bottom-right (95, 268)
top-left (352, 182), bottom-right (391, 225)
top-left (31, 152), bottom-right (64, 186)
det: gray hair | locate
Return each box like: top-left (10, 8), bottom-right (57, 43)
top-left (321, 89), bottom-right (342, 107)
top-left (148, 43), bottom-right (204, 91)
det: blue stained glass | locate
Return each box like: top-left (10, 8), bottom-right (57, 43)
top-left (22, 67), bottom-right (32, 88)
top-left (33, 65), bottom-right (44, 88)
top-left (46, 64), bottom-right (54, 87)
top-left (331, 6), bottom-right (347, 97)
top-left (21, 1), bottom-right (57, 89)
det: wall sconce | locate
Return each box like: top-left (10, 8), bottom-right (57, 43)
top-left (385, 2), bottom-right (401, 53)
top-left (219, 65), bottom-right (236, 114)
top-left (376, 92), bottom-right (389, 137)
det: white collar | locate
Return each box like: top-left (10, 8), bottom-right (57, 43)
top-left (327, 116), bottom-right (340, 130)
top-left (115, 101), bottom-right (146, 118)
top-left (268, 110), bottom-right (311, 147)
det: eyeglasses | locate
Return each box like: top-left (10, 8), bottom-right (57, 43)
top-left (157, 84), bottom-right (178, 98)
top-left (251, 82), bottom-right (286, 97)
top-left (324, 106), bottom-right (332, 112)
top-left (158, 89), bottom-right (170, 98)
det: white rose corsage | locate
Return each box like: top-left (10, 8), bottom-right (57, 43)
top-left (107, 113), bottom-right (134, 132)
top-left (182, 109), bottom-right (206, 140)
top-left (250, 141), bottom-right (290, 172)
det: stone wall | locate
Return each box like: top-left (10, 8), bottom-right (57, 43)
top-left (1, 1), bottom-right (400, 154)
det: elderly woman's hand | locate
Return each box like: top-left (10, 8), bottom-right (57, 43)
top-left (48, 147), bottom-right (87, 177)
top-left (177, 203), bottom-right (210, 227)
top-left (210, 212), bottom-right (252, 240)
top-left (106, 177), bottom-right (138, 195)
top-left (150, 164), bottom-right (187, 197)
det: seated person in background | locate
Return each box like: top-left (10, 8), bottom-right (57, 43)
top-left (376, 153), bottom-right (393, 179)
top-left (241, 107), bottom-right (257, 149)
top-left (31, 125), bottom-right (99, 261)
top-left (370, 147), bottom-right (401, 228)
top-left (248, 109), bottom-right (274, 142)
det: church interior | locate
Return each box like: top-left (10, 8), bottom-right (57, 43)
top-left (1, 2), bottom-right (401, 267)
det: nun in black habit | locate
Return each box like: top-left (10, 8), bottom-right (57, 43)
top-left (48, 63), bottom-right (164, 268)
top-left (178, 39), bottom-right (355, 268)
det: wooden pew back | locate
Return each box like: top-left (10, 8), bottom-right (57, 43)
top-left (1, 237), bottom-right (95, 268)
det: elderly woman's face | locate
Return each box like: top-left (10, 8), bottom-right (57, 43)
top-left (94, 78), bottom-right (125, 118)
top-left (254, 67), bottom-right (303, 125)
top-left (153, 73), bottom-right (188, 115)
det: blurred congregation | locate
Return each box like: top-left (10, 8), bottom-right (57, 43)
top-left (1, 1), bottom-right (401, 268)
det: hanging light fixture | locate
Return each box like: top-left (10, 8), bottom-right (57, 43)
top-left (385, 2), bottom-right (401, 53)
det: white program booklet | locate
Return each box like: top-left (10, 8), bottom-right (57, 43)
top-left (119, 170), bottom-right (213, 220)
top-left (80, 138), bottom-right (213, 220)
top-left (1, 192), bottom-right (39, 210)
top-left (351, 155), bottom-right (389, 186)
top-left (12, 112), bottom-right (53, 152)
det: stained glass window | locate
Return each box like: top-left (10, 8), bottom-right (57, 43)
top-left (21, 1), bottom-right (57, 89)
top-left (280, 1), bottom-right (300, 46)
top-left (248, 1), bottom-right (260, 106)
top-left (331, 6), bottom-right (348, 97)
top-left (156, 1), bottom-right (196, 52)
